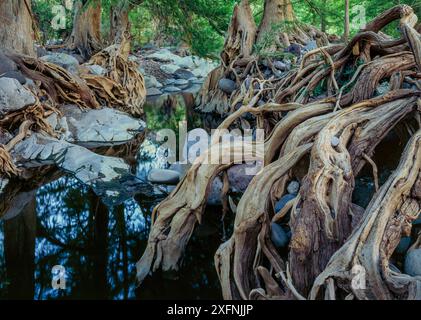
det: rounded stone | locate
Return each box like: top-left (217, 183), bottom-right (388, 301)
top-left (287, 181), bottom-right (300, 195)
top-left (271, 223), bottom-right (289, 249)
top-left (274, 194), bottom-right (296, 213)
top-left (395, 237), bottom-right (411, 255)
top-left (218, 78), bottom-right (236, 94)
top-left (147, 168), bottom-right (180, 185)
top-left (331, 136), bottom-right (340, 147)
top-left (404, 249), bottom-right (421, 277)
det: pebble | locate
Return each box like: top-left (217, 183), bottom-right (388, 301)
top-left (287, 181), bottom-right (300, 195)
top-left (404, 249), bottom-right (421, 277)
top-left (147, 168), bottom-right (180, 185)
top-left (218, 78), bottom-right (236, 94)
top-left (274, 194), bottom-right (296, 213)
top-left (271, 223), bottom-right (290, 249)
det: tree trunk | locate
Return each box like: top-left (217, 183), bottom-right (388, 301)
top-left (109, 3), bottom-right (130, 44)
top-left (0, 0), bottom-right (35, 56)
top-left (66, 0), bottom-right (102, 59)
top-left (344, 0), bottom-right (350, 41)
top-left (257, 0), bottom-right (295, 43)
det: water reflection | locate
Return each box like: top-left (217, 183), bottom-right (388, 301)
top-left (0, 92), bottom-right (224, 300)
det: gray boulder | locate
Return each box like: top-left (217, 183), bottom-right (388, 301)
top-left (148, 168), bottom-right (180, 185)
top-left (287, 180), bottom-right (300, 195)
top-left (0, 78), bottom-right (36, 116)
top-left (160, 64), bottom-right (180, 75)
top-left (0, 52), bottom-right (17, 75)
top-left (174, 68), bottom-right (195, 80)
top-left (144, 75), bottom-right (163, 89)
top-left (173, 79), bottom-right (190, 89)
top-left (86, 64), bottom-right (106, 76)
top-left (40, 53), bottom-right (79, 73)
top-left (396, 237), bottom-right (411, 255)
top-left (275, 194), bottom-right (296, 213)
top-left (404, 249), bottom-right (421, 277)
top-left (304, 40), bottom-right (317, 52)
top-left (147, 88), bottom-right (163, 96)
top-left (0, 70), bottom-right (26, 84)
top-left (218, 78), bottom-right (236, 94)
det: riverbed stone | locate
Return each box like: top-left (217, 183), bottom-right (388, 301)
top-left (145, 75), bottom-right (163, 88)
top-left (147, 168), bottom-right (180, 185)
top-left (86, 64), bottom-right (106, 76)
top-left (164, 86), bottom-right (182, 93)
top-left (0, 52), bottom-right (18, 75)
top-left (60, 105), bottom-right (146, 147)
top-left (0, 70), bottom-right (26, 84)
top-left (271, 223), bottom-right (289, 248)
top-left (160, 64), bottom-right (180, 75)
top-left (0, 78), bottom-right (36, 116)
top-left (404, 249), bottom-right (421, 276)
top-left (40, 52), bottom-right (79, 73)
top-left (218, 78), bottom-right (236, 94)
top-left (395, 237), bottom-right (411, 255)
top-left (173, 79), bottom-right (190, 88)
top-left (174, 68), bottom-right (195, 80)
top-left (287, 180), bottom-right (300, 195)
top-left (331, 136), bottom-right (340, 147)
top-left (275, 194), bottom-right (296, 213)
top-left (147, 87), bottom-right (163, 96)
top-left (376, 82), bottom-right (389, 96)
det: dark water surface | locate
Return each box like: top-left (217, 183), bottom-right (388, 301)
top-left (0, 91), bottom-right (225, 300)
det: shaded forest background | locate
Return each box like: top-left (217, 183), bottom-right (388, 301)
top-left (33, 0), bottom-right (421, 58)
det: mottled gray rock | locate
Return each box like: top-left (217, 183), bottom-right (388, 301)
top-left (147, 168), bottom-right (180, 185)
top-left (396, 237), bottom-right (411, 255)
top-left (0, 129), bottom-right (13, 145)
top-left (0, 78), bottom-right (36, 116)
top-left (273, 61), bottom-right (287, 71)
top-left (160, 64), bottom-right (180, 75)
top-left (60, 105), bottom-right (146, 147)
top-left (404, 249), bottom-right (421, 277)
top-left (218, 78), bottom-right (236, 94)
top-left (0, 52), bottom-right (17, 75)
top-left (287, 181), bottom-right (300, 195)
top-left (207, 176), bottom-right (223, 206)
top-left (173, 79), bottom-right (190, 89)
top-left (40, 53), bottom-right (79, 73)
top-left (227, 164), bottom-right (255, 193)
top-left (275, 194), bottom-right (296, 212)
top-left (376, 82), bottom-right (389, 96)
top-left (0, 70), bottom-right (26, 84)
top-left (146, 49), bottom-right (183, 64)
top-left (86, 64), bottom-right (106, 76)
top-left (177, 56), bottom-right (196, 69)
top-left (174, 68), bottom-right (195, 80)
top-left (145, 75), bottom-right (163, 88)
top-left (147, 87), bottom-right (163, 96)
top-left (165, 78), bottom-right (176, 85)
top-left (164, 86), bottom-right (182, 93)
top-left (304, 40), bottom-right (317, 52)
top-left (271, 223), bottom-right (289, 248)
top-left (192, 60), bottom-right (218, 78)
top-left (331, 136), bottom-right (340, 147)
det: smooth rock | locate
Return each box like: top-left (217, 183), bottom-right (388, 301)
top-left (304, 40), bottom-right (317, 52)
top-left (0, 52), bottom-right (17, 75)
top-left (40, 53), bottom-right (79, 73)
top-left (404, 249), bottom-right (421, 277)
top-left (331, 136), bottom-right (340, 147)
top-left (173, 79), bottom-right (189, 88)
top-left (147, 168), bottom-right (180, 185)
top-left (0, 129), bottom-right (13, 145)
top-left (285, 43), bottom-right (302, 56)
top-left (145, 75), bottom-right (163, 88)
top-left (227, 164), bottom-right (255, 193)
top-left (271, 223), bottom-right (289, 248)
top-left (376, 82), bottom-right (389, 96)
top-left (86, 64), bottom-right (106, 76)
top-left (275, 194), bottom-right (296, 213)
top-left (0, 70), bottom-right (26, 84)
top-left (174, 68), bottom-right (195, 80)
top-left (0, 78), bottom-right (36, 115)
top-left (165, 78), bottom-right (176, 85)
top-left (60, 105), bottom-right (146, 147)
top-left (177, 56), bottom-right (196, 69)
top-left (218, 78), bottom-right (236, 94)
top-left (160, 64), bottom-right (180, 75)
top-left (273, 61), bottom-right (287, 71)
top-left (163, 86), bottom-right (182, 93)
top-left (287, 181), bottom-right (300, 195)
top-left (146, 49), bottom-right (183, 64)
top-left (147, 87), bottom-right (163, 96)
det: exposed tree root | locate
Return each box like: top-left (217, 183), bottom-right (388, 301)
top-left (136, 4), bottom-right (421, 300)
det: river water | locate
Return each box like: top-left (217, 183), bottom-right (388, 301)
top-left (0, 91), bottom-right (227, 300)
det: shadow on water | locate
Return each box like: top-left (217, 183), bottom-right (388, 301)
top-left (0, 91), bottom-right (225, 300)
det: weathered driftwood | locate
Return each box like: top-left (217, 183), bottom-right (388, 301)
top-left (136, 5), bottom-right (421, 300)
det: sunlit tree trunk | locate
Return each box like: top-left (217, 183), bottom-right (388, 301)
top-left (109, 0), bottom-right (144, 44)
top-left (344, 0), bottom-right (350, 41)
top-left (0, 0), bottom-right (35, 56)
top-left (257, 0), bottom-right (295, 43)
top-left (66, 0), bottom-right (102, 59)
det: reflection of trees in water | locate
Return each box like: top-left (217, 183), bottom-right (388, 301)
top-left (1, 174), bottom-right (224, 299)
top-left (33, 177), bottom-right (146, 299)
